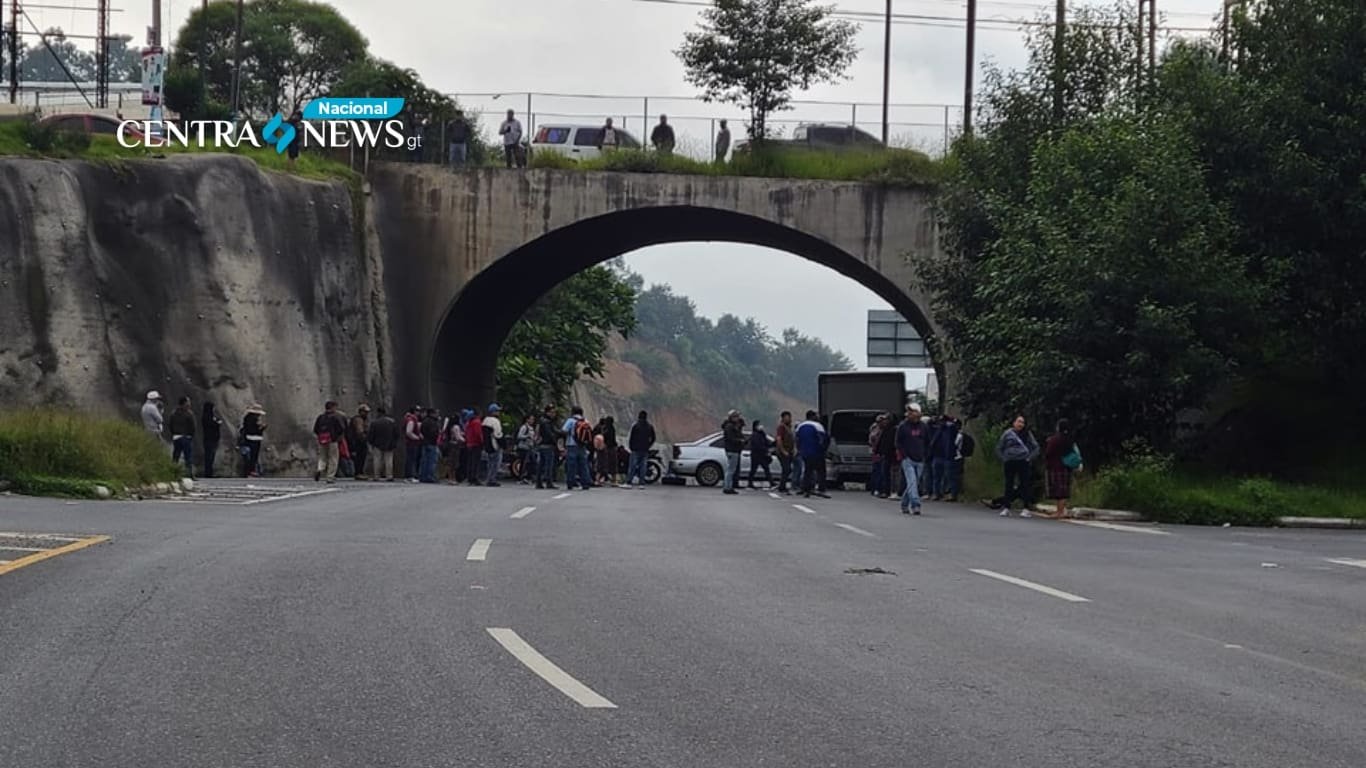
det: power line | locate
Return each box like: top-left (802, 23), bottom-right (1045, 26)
top-left (629, 0), bottom-right (1213, 33)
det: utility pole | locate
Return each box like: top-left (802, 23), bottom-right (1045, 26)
top-left (880, 0), bottom-right (891, 145)
top-left (963, 0), bottom-right (976, 135)
top-left (229, 0), bottom-right (244, 117)
top-left (150, 0), bottom-right (161, 45)
top-left (7, 0), bottom-right (18, 104)
top-left (1148, 0), bottom-right (1156, 83)
top-left (95, 0), bottom-right (108, 108)
top-left (1052, 0), bottom-right (1065, 121)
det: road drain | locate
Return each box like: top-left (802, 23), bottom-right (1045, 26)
top-left (845, 567), bottom-right (896, 576)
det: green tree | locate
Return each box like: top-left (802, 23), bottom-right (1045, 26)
top-left (330, 57), bottom-right (488, 163)
top-left (20, 29), bottom-right (95, 83)
top-left (676, 0), bottom-right (859, 140)
top-left (923, 3), bottom-right (1256, 457)
top-left (496, 267), bottom-right (638, 417)
top-left (171, 0), bottom-right (367, 117)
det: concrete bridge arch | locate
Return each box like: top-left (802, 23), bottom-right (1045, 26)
top-left (368, 166), bottom-right (945, 412)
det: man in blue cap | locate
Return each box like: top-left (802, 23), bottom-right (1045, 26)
top-left (483, 403), bottom-right (505, 487)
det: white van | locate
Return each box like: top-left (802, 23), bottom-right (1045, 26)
top-left (530, 124), bottom-right (643, 161)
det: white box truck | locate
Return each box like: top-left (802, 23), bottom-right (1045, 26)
top-left (817, 371), bottom-right (907, 488)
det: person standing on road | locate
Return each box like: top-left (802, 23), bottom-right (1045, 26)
top-left (483, 404), bottom-right (505, 487)
top-left (538, 405), bottom-right (561, 490)
top-left (987, 415), bottom-right (1040, 517)
top-left (402, 405), bottom-right (423, 483)
top-left (141, 390), bottom-right (164, 440)
top-left (313, 401), bottom-right (347, 484)
top-left (896, 403), bottom-right (930, 515)
top-left (623, 410), bottom-right (656, 489)
top-left (795, 411), bottom-right (829, 499)
top-left (714, 119), bottom-right (731, 163)
top-left (367, 406), bottom-right (399, 482)
top-left (774, 411), bottom-right (797, 495)
top-left (928, 413), bottom-right (960, 501)
top-left (721, 409), bottom-right (746, 495)
top-left (651, 114), bottom-right (675, 155)
top-left (348, 405), bottom-right (371, 480)
top-left (464, 406), bottom-right (486, 486)
top-left (168, 396), bottom-right (196, 477)
top-left (499, 109), bottom-right (524, 169)
top-left (419, 408), bottom-right (442, 484)
top-left (515, 415), bottom-right (537, 484)
top-left (747, 419), bottom-right (774, 490)
top-left (868, 414), bottom-right (888, 498)
top-left (597, 416), bottom-right (619, 486)
top-left (447, 110), bottom-right (471, 167)
top-left (201, 402), bottom-right (223, 479)
top-left (239, 405), bottom-right (266, 478)
top-left (874, 412), bottom-right (897, 500)
top-left (1044, 419), bottom-right (1081, 520)
top-left (563, 406), bottom-right (595, 491)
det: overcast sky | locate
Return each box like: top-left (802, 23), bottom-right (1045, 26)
top-left (38, 0), bottom-right (1225, 376)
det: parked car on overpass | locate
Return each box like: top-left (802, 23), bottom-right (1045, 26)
top-left (733, 122), bottom-right (884, 155)
top-left (530, 123), bottom-right (643, 161)
top-left (670, 431), bottom-right (779, 487)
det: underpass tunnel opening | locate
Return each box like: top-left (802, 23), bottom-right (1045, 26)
top-left (430, 206), bottom-right (941, 412)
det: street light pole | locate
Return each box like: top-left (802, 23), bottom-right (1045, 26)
top-left (881, 0), bottom-right (891, 144)
top-left (1052, 0), bottom-right (1066, 121)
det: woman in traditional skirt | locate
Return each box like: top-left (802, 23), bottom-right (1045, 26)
top-left (1043, 419), bottom-right (1078, 519)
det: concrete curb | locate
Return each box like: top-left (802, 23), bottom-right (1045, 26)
top-left (1274, 516), bottom-right (1366, 530)
top-left (1032, 504), bottom-right (1366, 530)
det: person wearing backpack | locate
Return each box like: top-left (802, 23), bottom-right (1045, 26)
top-left (953, 425), bottom-right (976, 502)
top-left (562, 406), bottom-right (595, 491)
top-left (928, 414), bottom-right (961, 502)
top-left (1043, 419), bottom-right (1082, 519)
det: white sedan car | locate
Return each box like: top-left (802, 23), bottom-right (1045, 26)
top-left (669, 431), bottom-right (781, 487)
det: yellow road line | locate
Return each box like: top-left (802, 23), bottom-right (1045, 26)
top-left (0, 535), bottom-right (111, 577)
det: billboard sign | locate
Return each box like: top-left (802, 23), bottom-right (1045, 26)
top-left (866, 310), bottom-right (930, 368)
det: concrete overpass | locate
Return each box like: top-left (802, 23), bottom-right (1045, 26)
top-left (368, 165), bottom-right (946, 412)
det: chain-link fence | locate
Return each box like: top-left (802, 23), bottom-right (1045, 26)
top-left (449, 92), bottom-right (964, 159)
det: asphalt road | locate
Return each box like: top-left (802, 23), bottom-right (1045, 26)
top-left (2, 480), bottom-right (1364, 767)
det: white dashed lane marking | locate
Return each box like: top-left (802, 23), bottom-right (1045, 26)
top-left (969, 568), bottom-right (1091, 603)
top-left (552, 493), bottom-right (572, 500)
top-left (834, 522), bottom-right (876, 538)
top-left (1326, 558), bottom-right (1366, 570)
top-left (466, 539), bottom-right (492, 561)
top-left (1065, 520), bottom-right (1170, 536)
top-left (510, 507), bottom-right (536, 520)
top-left (793, 505), bottom-right (817, 515)
top-left (486, 628), bottom-right (617, 709)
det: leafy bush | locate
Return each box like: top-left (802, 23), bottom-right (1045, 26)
top-left (0, 409), bottom-right (181, 492)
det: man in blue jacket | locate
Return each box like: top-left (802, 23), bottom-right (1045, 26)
top-left (795, 410), bottom-right (830, 499)
top-left (896, 403), bottom-right (930, 515)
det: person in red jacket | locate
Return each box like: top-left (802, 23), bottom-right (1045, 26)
top-left (464, 406), bottom-right (485, 486)
top-left (402, 405), bottom-right (423, 483)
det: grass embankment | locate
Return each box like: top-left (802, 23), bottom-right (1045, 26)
top-left (959, 424), bottom-right (1366, 525)
top-left (0, 410), bottom-right (181, 499)
top-left (530, 146), bottom-right (947, 188)
top-left (0, 119), bottom-right (356, 182)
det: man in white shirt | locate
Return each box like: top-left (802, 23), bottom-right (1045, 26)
top-left (140, 391), bottom-right (164, 440)
top-left (483, 404), bottom-right (505, 486)
top-left (499, 110), bottom-right (524, 169)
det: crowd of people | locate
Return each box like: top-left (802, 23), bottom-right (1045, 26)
top-left (140, 390), bottom-right (1082, 516)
